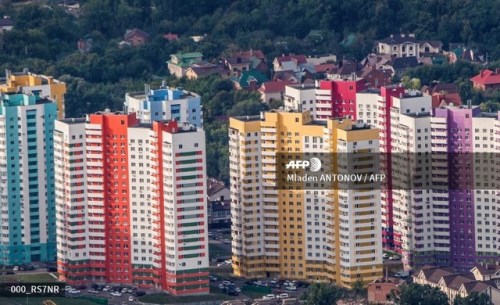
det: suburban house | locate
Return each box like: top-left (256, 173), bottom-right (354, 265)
top-left (413, 265), bottom-right (500, 305)
top-left (167, 52), bottom-right (203, 78)
top-left (207, 178), bottom-right (231, 226)
top-left (185, 62), bottom-right (227, 80)
top-left (367, 277), bottom-right (404, 304)
top-left (273, 54), bottom-right (315, 82)
top-left (305, 54), bottom-right (337, 65)
top-left (421, 82), bottom-right (462, 107)
top-left (207, 178), bottom-right (230, 202)
top-left (391, 56), bottom-right (419, 75)
top-left (123, 28), bottom-right (150, 47)
top-left (223, 49), bottom-right (267, 76)
top-left (232, 70), bottom-right (268, 91)
top-left (163, 32), bottom-right (179, 41)
top-left (258, 80), bottom-right (294, 103)
top-left (470, 69), bottom-right (500, 91)
top-left (357, 65), bottom-right (393, 88)
top-left (0, 16), bottom-right (13, 32)
top-left (377, 34), bottom-right (442, 58)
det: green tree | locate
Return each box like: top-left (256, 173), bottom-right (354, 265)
top-left (454, 292), bottom-right (490, 305)
top-left (352, 279), bottom-right (366, 298)
top-left (302, 283), bottom-right (344, 305)
top-left (391, 283), bottom-right (448, 305)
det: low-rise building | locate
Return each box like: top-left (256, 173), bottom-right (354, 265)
top-left (167, 52), bottom-right (204, 78)
top-left (470, 69), bottom-right (500, 91)
top-left (377, 34), bottom-right (442, 58)
top-left (367, 277), bottom-right (404, 304)
top-left (123, 28), bottom-right (149, 47)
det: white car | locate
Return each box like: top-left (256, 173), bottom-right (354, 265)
top-left (64, 286), bottom-right (72, 291)
top-left (278, 293), bottom-right (289, 299)
top-left (285, 285), bottom-right (297, 291)
top-left (12, 266), bottom-right (18, 271)
top-left (128, 296), bottom-right (134, 302)
top-left (111, 291), bottom-right (122, 297)
top-left (265, 294), bottom-right (275, 299)
top-left (69, 289), bottom-right (81, 294)
top-left (222, 281), bottom-right (231, 286)
top-left (88, 289), bottom-right (99, 294)
top-left (389, 256), bottom-right (400, 260)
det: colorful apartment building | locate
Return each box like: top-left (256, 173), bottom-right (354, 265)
top-left (315, 77), bottom-right (365, 120)
top-left (0, 92), bottom-right (58, 265)
top-left (356, 86), bottom-right (500, 271)
top-left (124, 85), bottom-right (202, 127)
top-left (0, 69), bottom-right (66, 119)
top-left (54, 112), bottom-right (209, 295)
top-left (229, 110), bottom-right (383, 287)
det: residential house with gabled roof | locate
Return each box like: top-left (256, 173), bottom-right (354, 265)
top-left (471, 264), bottom-right (500, 282)
top-left (224, 50), bottom-right (268, 76)
top-left (123, 28), bottom-right (150, 47)
top-left (167, 52), bottom-right (204, 78)
top-left (273, 54), bottom-right (315, 82)
top-left (258, 80), bottom-right (294, 103)
top-left (357, 65), bottom-right (393, 89)
top-left (421, 82), bottom-right (462, 108)
top-left (185, 62), bottom-right (227, 80)
top-left (163, 32), bottom-right (179, 41)
top-left (413, 266), bottom-right (500, 305)
top-left (470, 69), bottom-right (500, 91)
top-left (232, 70), bottom-right (267, 91)
top-left (377, 33), bottom-right (442, 58)
top-left (391, 56), bottom-right (419, 75)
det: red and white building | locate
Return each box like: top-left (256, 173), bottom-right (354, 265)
top-left (54, 111), bottom-right (209, 295)
top-left (314, 76), bottom-right (365, 120)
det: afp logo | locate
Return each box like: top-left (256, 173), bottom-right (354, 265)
top-left (285, 157), bottom-right (322, 172)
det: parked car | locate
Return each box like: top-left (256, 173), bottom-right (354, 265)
top-left (111, 291), bottom-right (122, 297)
top-left (68, 289), bottom-right (81, 294)
top-left (394, 270), bottom-right (410, 278)
top-left (134, 291), bottom-right (146, 297)
top-left (128, 296), bottom-right (134, 302)
top-left (278, 293), bottom-right (289, 299)
top-left (389, 255), bottom-right (400, 260)
top-left (285, 285), bottom-right (297, 291)
top-left (12, 266), bottom-right (18, 271)
top-left (264, 294), bottom-right (276, 300)
top-left (88, 289), bottom-right (99, 294)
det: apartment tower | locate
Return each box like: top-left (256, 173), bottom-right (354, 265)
top-left (54, 112), bottom-right (209, 295)
top-left (229, 110), bottom-right (383, 287)
top-left (0, 92), bottom-right (58, 265)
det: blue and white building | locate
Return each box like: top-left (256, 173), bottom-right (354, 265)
top-left (0, 92), bottom-right (57, 265)
top-left (124, 85), bottom-right (202, 127)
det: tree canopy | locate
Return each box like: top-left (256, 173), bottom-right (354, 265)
top-left (391, 283), bottom-right (449, 305)
top-left (302, 283), bottom-right (344, 305)
top-left (453, 292), bottom-right (491, 305)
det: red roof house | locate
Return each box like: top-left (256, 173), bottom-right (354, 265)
top-left (470, 69), bottom-right (500, 91)
top-left (258, 80), bottom-right (294, 103)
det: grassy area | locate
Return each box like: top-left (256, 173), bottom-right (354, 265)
top-left (1, 297), bottom-right (99, 305)
top-left (139, 286), bottom-right (236, 304)
top-left (0, 273), bottom-right (58, 283)
top-left (209, 243), bottom-right (231, 260)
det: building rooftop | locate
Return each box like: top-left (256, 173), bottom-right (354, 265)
top-left (232, 115), bottom-right (261, 122)
top-left (59, 117), bottom-right (86, 124)
top-left (405, 111), bottom-right (432, 118)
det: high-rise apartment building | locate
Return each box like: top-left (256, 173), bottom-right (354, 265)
top-left (0, 69), bottom-right (66, 119)
top-left (54, 112), bottom-right (209, 295)
top-left (356, 86), bottom-right (500, 271)
top-left (124, 85), bottom-right (202, 127)
top-left (0, 92), bottom-right (58, 265)
top-left (229, 110), bottom-right (383, 287)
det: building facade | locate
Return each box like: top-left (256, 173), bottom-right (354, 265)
top-left (124, 85), bottom-right (202, 127)
top-left (55, 112), bottom-right (209, 295)
top-left (315, 77), bottom-right (365, 121)
top-left (0, 92), bottom-right (58, 265)
top-left (355, 85), bottom-right (500, 271)
top-left (229, 111), bottom-right (383, 287)
top-left (0, 69), bottom-right (66, 119)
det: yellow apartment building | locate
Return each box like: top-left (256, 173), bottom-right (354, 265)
top-left (229, 110), bottom-right (383, 288)
top-left (0, 69), bottom-right (66, 118)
